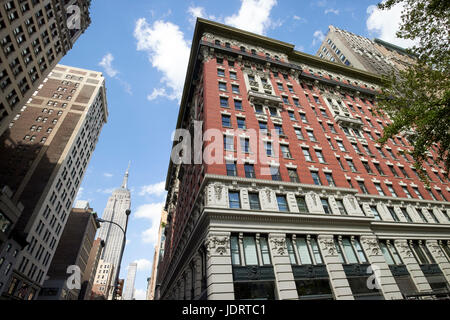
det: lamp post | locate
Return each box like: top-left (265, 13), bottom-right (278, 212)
top-left (96, 209), bottom-right (131, 300)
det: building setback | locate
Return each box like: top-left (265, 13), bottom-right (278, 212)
top-left (37, 201), bottom-right (100, 300)
top-left (0, 64), bottom-right (108, 300)
top-left (123, 262), bottom-right (137, 300)
top-left (0, 0), bottom-right (92, 137)
top-left (315, 25), bottom-right (416, 76)
top-left (156, 18), bottom-right (450, 300)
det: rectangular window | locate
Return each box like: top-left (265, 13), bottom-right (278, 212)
top-left (244, 164), bottom-right (255, 178)
top-left (362, 161), bottom-right (373, 174)
top-left (337, 141), bottom-right (347, 152)
top-left (230, 71), bottom-right (237, 80)
top-left (370, 206), bottom-right (382, 220)
top-left (254, 104), bottom-right (264, 114)
top-left (259, 121), bottom-right (267, 134)
top-left (277, 195), bottom-right (289, 212)
top-left (374, 163), bottom-right (385, 175)
top-left (234, 99), bottom-right (242, 110)
top-left (296, 237), bottom-right (312, 265)
top-left (316, 150), bottom-right (325, 163)
top-left (229, 191), bottom-right (241, 208)
top-left (241, 138), bottom-right (250, 153)
top-left (222, 114), bottom-right (231, 127)
top-left (402, 186), bottom-right (412, 199)
top-left (224, 135), bottom-right (234, 151)
top-left (288, 110), bottom-right (296, 120)
top-left (287, 238), bottom-right (297, 264)
top-left (311, 172), bottom-right (322, 185)
top-left (259, 237), bottom-right (271, 265)
top-left (387, 185), bottom-right (398, 197)
top-left (226, 161), bottom-right (237, 176)
top-left (265, 142), bottom-right (273, 157)
top-left (237, 117), bottom-right (246, 129)
top-left (288, 168), bottom-right (300, 182)
top-left (306, 130), bottom-right (317, 142)
top-left (387, 207), bottom-right (399, 222)
top-left (296, 197), bottom-right (307, 213)
top-left (243, 236), bottom-right (258, 265)
top-left (401, 208), bottom-right (413, 223)
top-left (232, 85), bottom-right (240, 94)
top-left (358, 181), bottom-right (368, 194)
top-left (293, 98), bottom-right (299, 106)
top-left (374, 183), bottom-right (385, 196)
top-left (328, 123), bottom-right (337, 133)
top-left (217, 69), bottom-right (225, 77)
top-left (249, 193), bottom-right (261, 210)
top-left (342, 238), bottom-right (358, 264)
top-left (230, 236), bottom-right (240, 265)
top-left (294, 128), bottom-right (304, 140)
top-left (321, 199), bottom-right (331, 214)
top-left (347, 159), bottom-right (357, 172)
top-left (302, 148), bottom-right (312, 161)
top-left (325, 173), bottom-right (335, 186)
top-left (412, 187), bottom-right (423, 200)
top-left (281, 145), bottom-right (291, 158)
top-left (274, 124), bottom-right (284, 135)
top-left (336, 200), bottom-right (347, 215)
top-left (271, 166), bottom-right (281, 181)
top-left (219, 82), bottom-right (226, 91)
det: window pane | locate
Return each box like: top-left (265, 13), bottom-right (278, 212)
top-left (277, 195), bottom-right (289, 212)
top-left (342, 238), bottom-right (358, 264)
top-left (296, 197), bottom-right (307, 213)
top-left (310, 238), bottom-right (323, 264)
top-left (230, 236), bottom-right (240, 265)
top-left (259, 237), bottom-right (271, 265)
top-left (354, 239), bottom-right (367, 263)
top-left (229, 191), bottom-right (240, 208)
top-left (296, 238), bottom-right (312, 265)
top-left (286, 238), bottom-right (297, 264)
top-left (249, 193), bottom-right (261, 210)
top-left (243, 236), bottom-right (258, 265)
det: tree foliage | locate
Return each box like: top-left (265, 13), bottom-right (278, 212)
top-left (375, 0), bottom-right (450, 181)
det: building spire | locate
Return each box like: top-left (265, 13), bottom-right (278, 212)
top-left (122, 161), bottom-right (131, 189)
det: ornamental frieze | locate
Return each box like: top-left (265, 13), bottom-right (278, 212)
top-left (205, 235), bottom-right (230, 257)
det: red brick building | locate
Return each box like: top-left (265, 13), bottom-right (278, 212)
top-left (156, 19), bottom-right (450, 300)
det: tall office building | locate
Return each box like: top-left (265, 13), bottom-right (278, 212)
top-left (315, 25), bottom-right (416, 76)
top-left (38, 201), bottom-right (100, 300)
top-left (96, 165), bottom-right (131, 299)
top-left (91, 259), bottom-right (114, 300)
top-left (123, 262), bottom-right (137, 300)
top-left (79, 236), bottom-right (104, 300)
top-left (0, 64), bottom-right (108, 299)
top-left (156, 18), bottom-right (450, 300)
top-left (147, 209), bottom-right (167, 300)
top-left (0, 0), bottom-right (92, 137)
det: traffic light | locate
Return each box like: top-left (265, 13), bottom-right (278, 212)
top-left (115, 279), bottom-right (124, 297)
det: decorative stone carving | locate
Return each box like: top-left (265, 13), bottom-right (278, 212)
top-left (396, 241), bottom-right (413, 257)
top-left (362, 238), bottom-right (381, 256)
top-left (269, 237), bottom-right (287, 255)
top-left (320, 238), bottom-right (337, 256)
top-left (205, 235), bottom-right (230, 257)
top-left (214, 184), bottom-right (223, 201)
top-left (427, 242), bottom-right (444, 258)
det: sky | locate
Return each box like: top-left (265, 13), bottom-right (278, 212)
top-left (59, 0), bottom-right (410, 300)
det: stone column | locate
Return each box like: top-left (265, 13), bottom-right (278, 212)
top-left (179, 277), bottom-right (185, 300)
top-left (193, 254), bottom-right (202, 299)
top-left (425, 240), bottom-right (450, 284)
top-left (317, 235), bottom-right (354, 300)
top-left (394, 240), bottom-right (432, 292)
top-left (185, 269), bottom-right (192, 300)
top-left (267, 233), bottom-right (298, 300)
top-left (360, 236), bottom-right (403, 299)
top-left (205, 232), bottom-right (235, 300)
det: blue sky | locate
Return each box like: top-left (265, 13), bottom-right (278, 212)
top-left (59, 0), bottom-right (408, 299)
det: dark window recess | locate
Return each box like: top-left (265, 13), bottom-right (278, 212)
top-left (233, 281), bottom-right (275, 300)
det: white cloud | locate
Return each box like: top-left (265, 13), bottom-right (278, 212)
top-left (139, 181), bottom-right (166, 197)
top-left (147, 87), bottom-right (177, 101)
top-left (366, 2), bottom-right (416, 49)
top-left (99, 53), bottom-right (118, 77)
top-left (96, 187), bottom-right (116, 194)
top-left (134, 289), bottom-right (147, 300)
top-left (103, 173), bottom-right (113, 178)
top-left (312, 30), bottom-right (325, 46)
top-left (187, 6), bottom-right (218, 25)
top-left (134, 202), bottom-right (164, 244)
top-left (98, 53), bottom-right (132, 95)
top-left (325, 8), bottom-right (339, 15)
top-left (134, 19), bottom-right (191, 102)
top-left (224, 0), bottom-right (278, 35)
top-left (293, 15), bottom-right (307, 23)
top-left (134, 258), bottom-right (152, 271)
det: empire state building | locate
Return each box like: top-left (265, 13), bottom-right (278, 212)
top-left (97, 164), bottom-right (131, 295)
